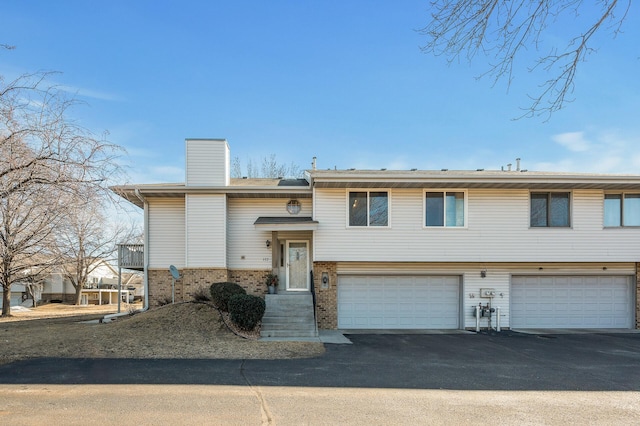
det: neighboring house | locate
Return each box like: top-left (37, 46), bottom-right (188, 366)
top-left (113, 139), bottom-right (640, 331)
top-left (0, 284), bottom-right (27, 308)
top-left (40, 259), bottom-right (122, 304)
top-left (2, 259), bottom-right (142, 306)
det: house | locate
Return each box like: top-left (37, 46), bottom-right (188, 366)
top-left (113, 138), bottom-right (640, 331)
top-left (0, 284), bottom-right (27, 309)
top-left (2, 259), bottom-right (143, 307)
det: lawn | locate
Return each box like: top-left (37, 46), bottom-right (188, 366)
top-left (0, 302), bottom-right (325, 365)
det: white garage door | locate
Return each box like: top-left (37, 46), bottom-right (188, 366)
top-left (511, 275), bottom-right (634, 329)
top-left (338, 275), bottom-right (460, 329)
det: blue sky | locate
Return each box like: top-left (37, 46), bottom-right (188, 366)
top-left (3, 1), bottom-right (639, 184)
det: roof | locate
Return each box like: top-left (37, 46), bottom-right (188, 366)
top-left (254, 216), bottom-right (319, 231)
top-left (308, 169), bottom-right (640, 190)
top-left (111, 178), bottom-right (312, 208)
top-left (229, 178), bottom-right (309, 187)
top-left (112, 169), bottom-right (640, 209)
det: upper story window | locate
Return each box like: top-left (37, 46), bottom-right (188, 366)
top-left (604, 193), bottom-right (640, 227)
top-left (348, 191), bottom-right (389, 227)
top-left (530, 192), bottom-right (571, 227)
top-left (425, 191), bottom-right (466, 227)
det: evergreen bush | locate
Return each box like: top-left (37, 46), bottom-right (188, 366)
top-left (209, 282), bottom-right (246, 312)
top-left (228, 294), bottom-right (266, 331)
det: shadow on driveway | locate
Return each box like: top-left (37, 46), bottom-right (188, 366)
top-left (1, 332), bottom-right (639, 390)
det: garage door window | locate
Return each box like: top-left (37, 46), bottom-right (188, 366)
top-left (348, 191), bottom-right (389, 227)
top-left (604, 193), bottom-right (640, 227)
top-left (530, 192), bottom-right (570, 227)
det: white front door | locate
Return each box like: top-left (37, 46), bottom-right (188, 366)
top-left (286, 241), bottom-right (309, 291)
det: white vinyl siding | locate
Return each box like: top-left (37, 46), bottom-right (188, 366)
top-left (511, 275), bottom-right (634, 329)
top-left (148, 198), bottom-right (185, 268)
top-left (42, 273), bottom-right (68, 294)
top-left (227, 198), bottom-right (312, 269)
top-left (338, 275), bottom-right (460, 329)
top-left (186, 194), bottom-right (226, 267)
top-left (314, 188), bottom-right (640, 262)
top-left (185, 139), bottom-right (230, 186)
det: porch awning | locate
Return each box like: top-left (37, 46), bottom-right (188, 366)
top-left (254, 216), bottom-right (319, 231)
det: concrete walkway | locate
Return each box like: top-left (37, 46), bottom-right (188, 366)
top-left (260, 330), bottom-right (352, 344)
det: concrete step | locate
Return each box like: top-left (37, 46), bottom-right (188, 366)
top-left (260, 327), bottom-right (316, 337)
top-left (260, 292), bottom-right (317, 338)
top-left (260, 329), bottom-right (318, 338)
top-left (262, 310), bottom-right (315, 319)
top-left (262, 305), bottom-right (313, 313)
top-left (264, 296), bottom-right (313, 306)
top-left (262, 319), bottom-right (315, 326)
top-left (262, 312), bottom-right (313, 322)
top-left (262, 322), bottom-right (315, 328)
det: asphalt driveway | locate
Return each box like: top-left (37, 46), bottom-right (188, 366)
top-left (1, 331), bottom-right (639, 390)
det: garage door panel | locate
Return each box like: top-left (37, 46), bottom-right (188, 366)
top-left (511, 275), bottom-right (633, 329)
top-left (338, 275), bottom-right (460, 329)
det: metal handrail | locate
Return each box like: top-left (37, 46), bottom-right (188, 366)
top-left (310, 270), bottom-right (317, 321)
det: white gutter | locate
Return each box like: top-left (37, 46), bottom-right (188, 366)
top-left (136, 188), bottom-right (150, 312)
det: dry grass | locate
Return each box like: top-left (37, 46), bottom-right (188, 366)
top-left (0, 302), bottom-right (324, 365)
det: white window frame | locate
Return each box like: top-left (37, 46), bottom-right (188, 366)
top-left (346, 189), bottom-right (391, 228)
top-left (604, 192), bottom-right (640, 227)
top-left (423, 189), bottom-right (468, 229)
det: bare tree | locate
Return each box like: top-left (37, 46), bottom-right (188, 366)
top-left (0, 178), bottom-right (66, 313)
top-left (231, 156), bottom-right (242, 180)
top-left (261, 154), bottom-right (301, 178)
top-left (232, 154), bottom-right (302, 178)
top-left (0, 71), bottom-right (123, 316)
top-left (54, 192), bottom-right (139, 305)
top-left (419, 0), bottom-right (631, 118)
top-left (246, 158), bottom-right (256, 178)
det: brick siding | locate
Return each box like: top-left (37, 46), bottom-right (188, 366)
top-left (228, 270), bottom-right (270, 297)
top-left (41, 293), bottom-right (76, 304)
top-left (148, 268), bottom-right (269, 307)
top-left (313, 261), bottom-right (338, 329)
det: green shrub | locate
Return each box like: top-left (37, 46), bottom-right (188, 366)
top-left (228, 294), bottom-right (266, 331)
top-left (209, 282), bottom-right (246, 312)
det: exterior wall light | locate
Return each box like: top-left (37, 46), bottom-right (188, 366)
top-left (266, 240), bottom-right (271, 248)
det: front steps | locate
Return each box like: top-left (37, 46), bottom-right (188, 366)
top-left (260, 293), bottom-right (318, 338)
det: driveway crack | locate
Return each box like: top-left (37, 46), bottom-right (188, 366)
top-left (240, 359), bottom-right (274, 425)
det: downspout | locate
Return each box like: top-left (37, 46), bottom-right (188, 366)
top-left (135, 188), bottom-right (150, 313)
top-left (102, 189), bottom-right (149, 323)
